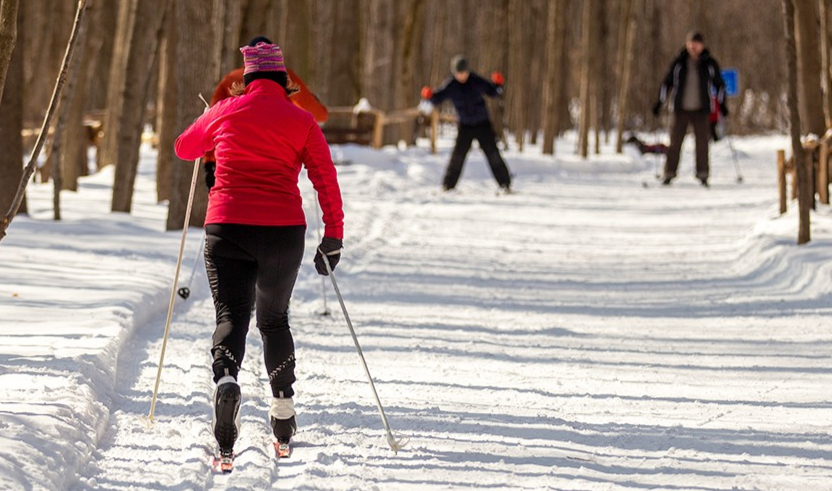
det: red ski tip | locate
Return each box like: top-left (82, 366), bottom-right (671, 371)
top-left (275, 442), bottom-right (291, 458)
top-left (211, 454), bottom-right (234, 474)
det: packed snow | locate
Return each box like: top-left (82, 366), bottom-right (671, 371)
top-left (2, 130), bottom-right (832, 490)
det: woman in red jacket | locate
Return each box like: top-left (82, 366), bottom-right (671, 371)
top-left (202, 36), bottom-right (329, 189)
top-left (174, 41), bottom-right (344, 459)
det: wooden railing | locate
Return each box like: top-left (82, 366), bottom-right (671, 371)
top-left (321, 106), bottom-right (455, 153)
top-left (777, 128), bottom-right (832, 214)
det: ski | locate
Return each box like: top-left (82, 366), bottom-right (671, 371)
top-left (274, 441), bottom-right (291, 458)
top-left (211, 451), bottom-right (235, 474)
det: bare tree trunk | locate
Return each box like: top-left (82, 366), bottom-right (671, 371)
top-left (556, 1), bottom-right (572, 135)
top-left (61, 2), bottom-right (102, 191)
top-left (691, 0), bottom-right (707, 32)
top-left (86, 0), bottom-right (118, 122)
top-left (166, 0), bottom-right (214, 231)
top-left (820, 0), bottom-right (832, 128)
top-left (239, 0), bottom-right (269, 46)
top-left (428, 0), bottom-right (446, 86)
top-left (783, 0), bottom-right (811, 244)
top-left (541, 0), bottom-right (564, 155)
top-left (593, 0), bottom-right (606, 154)
top-left (0, 3), bottom-right (23, 217)
top-left (108, 0), bottom-right (169, 213)
top-left (525, 1), bottom-right (543, 146)
top-left (508, 0), bottom-right (526, 151)
top-left (220, 0), bottom-right (243, 77)
top-left (579, 0), bottom-right (594, 158)
top-left (597, 0), bottom-right (610, 146)
top-left (395, 0), bottom-right (425, 143)
top-left (0, 0), bottom-right (19, 109)
top-left (48, 29), bottom-right (83, 220)
top-left (289, 0), bottom-right (310, 82)
top-left (615, 0), bottom-right (636, 152)
top-left (794, 0), bottom-right (827, 135)
top-left (1, 0), bottom-right (87, 242)
top-left (156, 1), bottom-right (176, 203)
top-left (277, 0), bottom-right (288, 48)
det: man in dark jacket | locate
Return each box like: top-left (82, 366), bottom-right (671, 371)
top-left (653, 31), bottom-right (726, 187)
top-left (422, 55), bottom-right (512, 192)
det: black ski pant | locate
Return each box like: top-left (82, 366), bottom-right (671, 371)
top-left (443, 122), bottom-right (512, 190)
top-left (664, 110), bottom-right (711, 180)
top-left (204, 223), bottom-right (305, 398)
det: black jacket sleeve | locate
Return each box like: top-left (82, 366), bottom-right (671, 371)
top-left (470, 72), bottom-right (500, 98)
top-left (430, 77), bottom-right (454, 105)
top-left (657, 57), bottom-right (679, 105)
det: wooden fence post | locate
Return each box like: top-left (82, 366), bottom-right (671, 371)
top-left (430, 110), bottom-right (438, 154)
top-left (820, 143), bottom-right (829, 204)
top-left (371, 111), bottom-right (384, 149)
top-left (778, 149), bottom-right (787, 214)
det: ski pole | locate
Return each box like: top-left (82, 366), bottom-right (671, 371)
top-left (724, 119), bottom-right (743, 183)
top-left (313, 194), bottom-right (330, 315)
top-left (320, 250), bottom-right (405, 454)
top-left (177, 231), bottom-right (205, 300)
top-left (149, 94), bottom-right (209, 423)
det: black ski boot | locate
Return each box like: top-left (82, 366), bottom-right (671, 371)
top-left (270, 415), bottom-right (297, 443)
top-left (212, 376), bottom-right (241, 454)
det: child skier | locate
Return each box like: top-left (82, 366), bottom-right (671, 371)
top-left (421, 55), bottom-right (512, 192)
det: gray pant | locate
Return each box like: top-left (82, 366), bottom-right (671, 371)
top-left (664, 110), bottom-right (711, 180)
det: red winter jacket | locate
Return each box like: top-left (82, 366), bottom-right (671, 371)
top-left (174, 79), bottom-right (343, 238)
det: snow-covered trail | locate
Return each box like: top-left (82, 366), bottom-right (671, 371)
top-left (63, 135), bottom-right (832, 490)
top-left (5, 134), bottom-right (832, 490)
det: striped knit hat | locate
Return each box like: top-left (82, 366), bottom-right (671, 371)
top-left (240, 42), bottom-right (286, 75)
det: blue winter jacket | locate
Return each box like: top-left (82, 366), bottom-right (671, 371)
top-left (429, 72), bottom-right (502, 126)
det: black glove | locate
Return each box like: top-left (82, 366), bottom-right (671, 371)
top-left (314, 237), bottom-right (343, 275)
top-left (652, 102), bottom-right (662, 116)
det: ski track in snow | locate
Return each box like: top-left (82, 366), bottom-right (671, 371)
top-left (4, 135), bottom-right (832, 490)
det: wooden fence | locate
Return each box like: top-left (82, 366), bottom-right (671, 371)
top-left (321, 106), bottom-right (455, 153)
top-left (777, 129), bottom-right (832, 214)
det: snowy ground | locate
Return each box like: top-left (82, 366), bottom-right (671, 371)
top-left (2, 130), bottom-right (832, 490)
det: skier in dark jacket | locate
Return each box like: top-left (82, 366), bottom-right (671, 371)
top-left (652, 31), bottom-right (726, 187)
top-left (422, 55), bottom-right (512, 192)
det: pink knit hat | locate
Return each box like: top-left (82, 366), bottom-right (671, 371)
top-left (240, 42), bottom-right (286, 75)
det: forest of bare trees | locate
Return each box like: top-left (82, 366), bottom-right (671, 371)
top-left (0, 0), bottom-right (829, 233)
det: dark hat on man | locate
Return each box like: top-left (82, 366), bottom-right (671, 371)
top-left (450, 55), bottom-right (469, 74)
top-left (686, 31), bottom-right (704, 43)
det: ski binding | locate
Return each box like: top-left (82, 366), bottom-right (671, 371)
top-left (275, 441), bottom-right (291, 458)
top-left (211, 452), bottom-right (234, 474)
